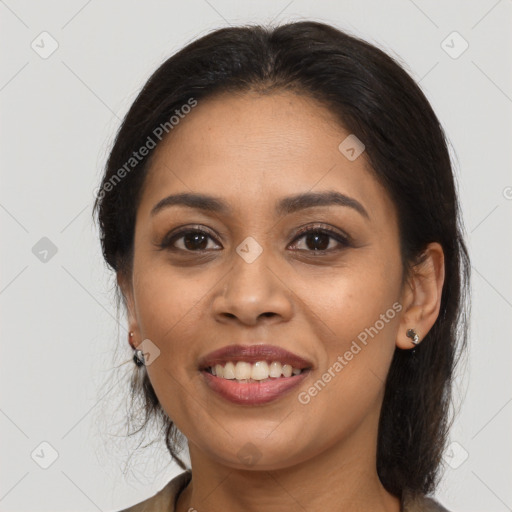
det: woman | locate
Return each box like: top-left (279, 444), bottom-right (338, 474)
top-left (94, 20), bottom-right (470, 512)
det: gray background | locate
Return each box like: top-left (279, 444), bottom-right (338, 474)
top-left (1, 1), bottom-right (511, 511)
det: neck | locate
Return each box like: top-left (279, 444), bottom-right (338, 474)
top-left (176, 414), bottom-right (401, 512)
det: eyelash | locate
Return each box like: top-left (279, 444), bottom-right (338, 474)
top-left (157, 223), bottom-right (351, 254)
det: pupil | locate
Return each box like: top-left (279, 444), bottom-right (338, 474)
top-left (185, 233), bottom-right (207, 250)
top-left (306, 233), bottom-right (329, 251)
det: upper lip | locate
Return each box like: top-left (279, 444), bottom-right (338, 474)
top-left (198, 344), bottom-right (313, 371)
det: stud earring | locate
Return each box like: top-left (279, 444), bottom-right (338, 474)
top-left (406, 328), bottom-right (420, 345)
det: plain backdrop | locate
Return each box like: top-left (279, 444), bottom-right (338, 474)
top-left (1, 1), bottom-right (511, 511)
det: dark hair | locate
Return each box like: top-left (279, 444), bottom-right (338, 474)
top-left (93, 20), bottom-right (470, 498)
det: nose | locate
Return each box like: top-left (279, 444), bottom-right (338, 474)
top-left (212, 247), bottom-right (294, 326)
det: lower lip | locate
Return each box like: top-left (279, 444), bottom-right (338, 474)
top-left (201, 370), bottom-right (310, 405)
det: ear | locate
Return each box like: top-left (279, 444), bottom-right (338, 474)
top-left (396, 242), bottom-right (445, 350)
top-left (117, 271), bottom-right (141, 349)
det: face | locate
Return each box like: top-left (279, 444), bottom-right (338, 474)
top-left (122, 91), bottom-right (409, 471)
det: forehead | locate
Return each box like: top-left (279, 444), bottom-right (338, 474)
top-left (137, 91), bottom-right (395, 224)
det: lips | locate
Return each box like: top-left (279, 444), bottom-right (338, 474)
top-left (197, 344), bottom-right (313, 371)
top-left (198, 344), bottom-right (314, 405)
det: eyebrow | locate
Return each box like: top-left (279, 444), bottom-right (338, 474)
top-left (150, 190), bottom-right (370, 220)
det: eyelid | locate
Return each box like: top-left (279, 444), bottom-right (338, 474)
top-left (292, 222), bottom-right (351, 243)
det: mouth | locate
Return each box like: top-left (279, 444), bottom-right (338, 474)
top-left (198, 344), bottom-right (313, 405)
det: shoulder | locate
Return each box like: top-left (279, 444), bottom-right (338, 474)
top-left (402, 488), bottom-right (452, 512)
top-left (115, 470), bottom-right (192, 512)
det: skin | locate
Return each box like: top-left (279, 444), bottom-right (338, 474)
top-left (118, 90), bottom-right (445, 512)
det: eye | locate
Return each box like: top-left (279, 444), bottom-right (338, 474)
top-left (158, 226), bottom-right (221, 252)
top-left (289, 224), bottom-right (351, 252)
top-left (157, 223), bottom-right (351, 254)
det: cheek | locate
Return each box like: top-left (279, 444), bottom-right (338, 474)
top-left (295, 280), bottom-right (400, 444)
top-left (296, 255), bottom-right (401, 340)
top-left (132, 264), bottom-right (207, 371)
top-left (131, 268), bottom-right (207, 426)
top-left (299, 257), bottom-right (401, 392)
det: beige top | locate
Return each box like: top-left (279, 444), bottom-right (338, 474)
top-left (117, 470), bottom-right (451, 512)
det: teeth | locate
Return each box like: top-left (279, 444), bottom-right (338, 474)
top-left (282, 364), bottom-right (293, 378)
top-left (235, 361), bottom-right (252, 380)
top-left (251, 361), bottom-right (269, 380)
top-left (223, 361), bottom-right (236, 379)
top-left (269, 361), bottom-right (282, 378)
top-left (209, 361), bottom-right (304, 380)
top-left (214, 364), bottom-right (225, 378)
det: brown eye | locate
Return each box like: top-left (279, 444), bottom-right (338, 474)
top-left (159, 228), bottom-right (221, 252)
top-left (157, 223), bottom-right (351, 254)
top-left (290, 225), bottom-right (351, 252)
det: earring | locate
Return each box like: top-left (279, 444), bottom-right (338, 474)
top-left (406, 328), bottom-right (420, 345)
top-left (129, 331), bottom-right (145, 367)
top-left (133, 349), bottom-right (145, 367)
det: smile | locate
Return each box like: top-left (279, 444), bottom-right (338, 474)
top-left (206, 360), bottom-right (305, 381)
top-left (198, 343), bottom-right (313, 405)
